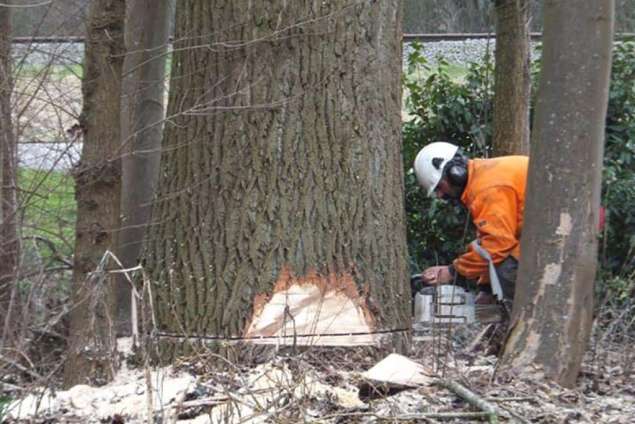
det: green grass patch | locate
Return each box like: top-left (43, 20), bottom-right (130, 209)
top-left (20, 169), bottom-right (76, 259)
top-left (15, 63), bottom-right (83, 80)
top-left (418, 62), bottom-right (469, 81)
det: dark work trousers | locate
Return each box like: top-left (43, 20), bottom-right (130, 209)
top-left (496, 256), bottom-right (518, 301)
top-left (453, 256), bottom-right (518, 301)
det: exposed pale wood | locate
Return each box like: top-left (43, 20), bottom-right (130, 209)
top-left (245, 283), bottom-right (378, 346)
top-left (361, 353), bottom-right (435, 388)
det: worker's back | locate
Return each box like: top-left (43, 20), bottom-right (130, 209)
top-left (461, 155), bottom-right (529, 244)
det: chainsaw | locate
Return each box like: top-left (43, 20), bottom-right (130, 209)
top-left (410, 240), bottom-right (506, 325)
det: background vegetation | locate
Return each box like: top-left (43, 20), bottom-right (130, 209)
top-left (402, 40), bottom-right (635, 298)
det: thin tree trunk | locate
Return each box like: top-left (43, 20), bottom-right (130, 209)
top-left (64, 0), bottom-right (125, 388)
top-left (116, 0), bottom-right (170, 335)
top-left (144, 0), bottom-right (410, 358)
top-left (501, 0), bottom-right (614, 388)
top-left (492, 0), bottom-right (530, 156)
top-left (0, 2), bottom-right (19, 351)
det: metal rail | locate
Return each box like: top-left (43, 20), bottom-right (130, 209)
top-left (403, 32), bottom-right (635, 42)
top-left (11, 33), bottom-right (635, 45)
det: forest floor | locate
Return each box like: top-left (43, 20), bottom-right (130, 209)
top-left (3, 326), bottom-right (634, 424)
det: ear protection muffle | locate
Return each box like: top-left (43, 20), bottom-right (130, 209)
top-left (443, 154), bottom-right (468, 187)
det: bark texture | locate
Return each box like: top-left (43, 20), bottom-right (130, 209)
top-left (64, 0), bottom-right (125, 388)
top-left (144, 0), bottom-right (410, 356)
top-left (0, 2), bottom-right (19, 350)
top-left (116, 0), bottom-right (170, 335)
top-left (501, 0), bottom-right (614, 388)
top-left (492, 0), bottom-right (530, 156)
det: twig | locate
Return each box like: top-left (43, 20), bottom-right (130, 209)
top-left (0, 353), bottom-right (44, 381)
top-left (486, 396), bottom-right (536, 403)
top-left (174, 396), bottom-right (228, 409)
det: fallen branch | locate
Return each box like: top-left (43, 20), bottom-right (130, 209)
top-left (172, 396), bottom-right (228, 410)
top-left (318, 411), bottom-right (493, 421)
top-left (439, 380), bottom-right (519, 424)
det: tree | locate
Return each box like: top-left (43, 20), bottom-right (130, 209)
top-left (492, 0), bottom-right (530, 156)
top-left (501, 0), bottom-right (614, 387)
top-left (143, 0), bottom-right (410, 356)
top-left (0, 2), bottom-right (19, 350)
top-left (64, 0), bottom-right (125, 387)
top-left (116, 0), bottom-right (170, 335)
top-left (403, 0), bottom-right (493, 33)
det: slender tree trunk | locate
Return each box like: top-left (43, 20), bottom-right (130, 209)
top-left (492, 0), bottom-right (530, 156)
top-left (64, 0), bottom-right (125, 388)
top-left (0, 2), bottom-right (19, 350)
top-left (116, 0), bottom-right (170, 335)
top-left (144, 0), bottom-right (410, 358)
top-left (501, 0), bottom-right (614, 388)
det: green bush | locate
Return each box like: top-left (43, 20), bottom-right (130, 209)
top-left (403, 41), bottom-right (635, 278)
top-left (601, 41), bottom-right (635, 276)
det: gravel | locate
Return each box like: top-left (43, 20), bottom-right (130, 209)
top-left (18, 142), bottom-right (81, 171)
top-left (12, 40), bottom-right (541, 68)
top-left (404, 39), bottom-right (542, 66)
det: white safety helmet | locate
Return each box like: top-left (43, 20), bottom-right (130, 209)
top-left (413, 142), bottom-right (459, 196)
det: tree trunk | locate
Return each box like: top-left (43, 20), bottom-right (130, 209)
top-left (64, 0), bottom-right (125, 388)
top-left (463, 0), bottom-right (494, 33)
top-left (492, 0), bottom-right (530, 156)
top-left (500, 0), bottom-right (614, 388)
top-left (116, 0), bottom-right (170, 335)
top-left (0, 2), bottom-right (19, 351)
top-left (144, 0), bottom-right (410, 357)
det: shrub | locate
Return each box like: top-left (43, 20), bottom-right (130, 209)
top-left (403, 41), bottom-right (635, 279)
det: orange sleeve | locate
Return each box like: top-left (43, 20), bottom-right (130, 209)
top-left (453, 186), bottom-right (520, 284)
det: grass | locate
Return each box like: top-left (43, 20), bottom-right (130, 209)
top-left (402, 61), bottom-right (469, 122)
top-left (0, 395), bottom-right (11, 422)
top-left (19, 169), bottom-right (76, 260)
top-left (15, 63), bottom-right (83, 80)
top-left (420, 62), bottom-right (469, 81)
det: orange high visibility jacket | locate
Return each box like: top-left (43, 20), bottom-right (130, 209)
top-left (452, 156), bottom-right (529, 284)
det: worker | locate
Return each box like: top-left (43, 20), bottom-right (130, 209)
top-left (413, 142), bottom-right (529, 306)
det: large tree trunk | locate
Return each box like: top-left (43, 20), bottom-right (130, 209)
top-left (500, 0), bottom-right (614, 388)
top-left (144, 0), bottom-right (410, 357)
top-left (116, 0), bottom-right (170, 335)
top-left (492, 0), bottom-right (530, 156)
top-left (64, 0), bottom-right (125, 388)
top-left (0, 2), bottom-right (19, 350)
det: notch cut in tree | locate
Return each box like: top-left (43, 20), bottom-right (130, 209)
top-left (143, 0), bottom-right (410, 357)
top-left (500, 0), bottom-right (614, 388)
top-left (244, 267), bottom-right (378, 346)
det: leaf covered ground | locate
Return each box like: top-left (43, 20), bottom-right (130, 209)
top-left (3, 327), bottom-right (634, 424)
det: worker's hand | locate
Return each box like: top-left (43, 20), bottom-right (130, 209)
top-left (421, 265), bottom-right (452, 284)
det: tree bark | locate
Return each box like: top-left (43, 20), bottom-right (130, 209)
top-left (0, 2), bottom-right (19, 351)
top-left (492, 0), bottom-right (530, 156)
top-left (64, 0), bottom-right (125, 388)
top-left (116, 0), bottom-right (170, 335)
top-left (144, 0), bottom-right (410, 357)
top-left (500, 0), bottom-right (614, 388)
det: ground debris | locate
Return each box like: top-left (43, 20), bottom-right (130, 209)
top-left (3, 336), bottom-right (635, 423)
